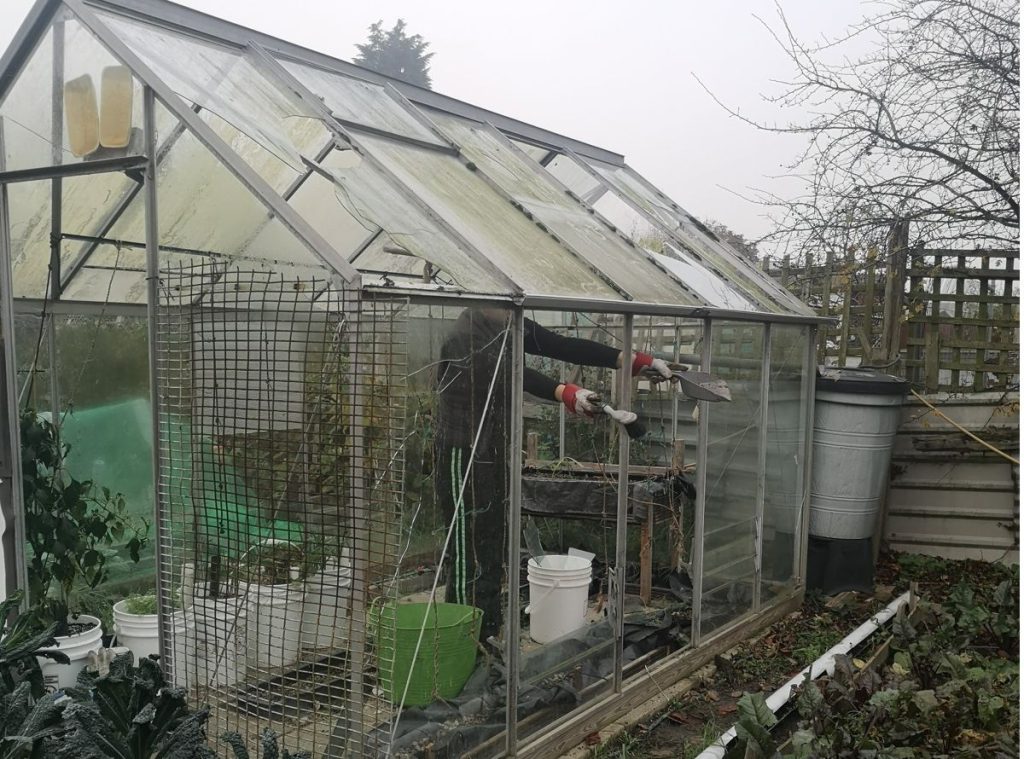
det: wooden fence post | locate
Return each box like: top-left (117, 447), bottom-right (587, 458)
top-left (818, 248), bottom-right (835, 364)
top-left (880, 220), bottom-right (910, 367)
top-left (974, 253), bottom-right (991, 391)
top-left (838, 247), bottom-right (854, 366)
top-left (863, 246), bottom-right (877, 363)
top-left (924, 251), bottom-right (942, 392)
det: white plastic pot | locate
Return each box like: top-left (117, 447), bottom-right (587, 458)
top-left (301, 557), bottom-right (353, 651)
top-left (184, 588), bottom-right (247, 688)
top-left (36, 614), bottom-right (104, 692)
top-left (247, 581), bottom-right (304, 669)
top-left (113, 600), bottom-right (159, 662)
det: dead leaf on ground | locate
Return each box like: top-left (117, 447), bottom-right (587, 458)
top-left (584, 731), bottom-right (601, 746)
top-left (718, 704), bottom-right (737, 715)
top-left (707, 690), bottom-right (720, 702)
top-left (667, 711), bottom-right (688, 725)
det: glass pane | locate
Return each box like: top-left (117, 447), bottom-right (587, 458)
top-left (762, 325), bottom-right (808, 600)
top-left (284, 168), bottom-right (378, 260)
top-left (0, 24), bottom-right (56, 172)
top-left (431, 113), bottom-right (701, 306)
top-left (8, 179), bottom-right (51, 298)
top-left (103, 109), bottom-right (327, 273)
top-left (357, 133), bottom-right (622, 300)
top-left (585, 159), bottom-right (809, 315)
top-left (95, 10), bottom-right (330, 173)
top-left (283, 60), bottom-right (446, 147)
top-left (700, 322), bottom-right (764, 639)
top-left (545, 153), bottom-right (603, 199)
top-left (317, 148), bottom-right (507, 294)
top-left (653, 247), bottom-right (758, 311)
top-left (385, 303), bottom-right (513, 754)
top-left (508, 138), bottom-right (551, 163)
top-left (13, 313), bottom-right (50, 409)
top-left (56, 314), bottom-right (155, 589)
top-left (517, 311), bottom-right (625, 743)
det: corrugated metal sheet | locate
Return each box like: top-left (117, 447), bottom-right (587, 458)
top-left (884, 392), bottom-right (1019, 563)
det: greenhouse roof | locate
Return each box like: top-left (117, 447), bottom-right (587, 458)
top-left (0, 0), bottom-right (815, 319)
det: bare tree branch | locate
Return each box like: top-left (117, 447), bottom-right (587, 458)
top-left (699, 0), bottom-right (1019, 264)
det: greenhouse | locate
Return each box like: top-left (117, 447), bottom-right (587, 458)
top-left (0, 1), bottom-right (826, 756)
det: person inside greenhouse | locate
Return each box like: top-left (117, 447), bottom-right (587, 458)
top-left (435, 307), bottom-right (674, 641)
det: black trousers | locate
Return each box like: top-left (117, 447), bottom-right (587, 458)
top-left (434, 442), bottom-right (507, 640)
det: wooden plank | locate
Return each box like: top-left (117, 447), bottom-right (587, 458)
top-left (908, 292), bottom-right (1019, 304)
top-left (881, 222), bottom-right (910, 366)
top-left (838, 249), bottom-right (853, 365)
top-left (818, 247), bottom-right (834, 363)
top-left (902, 359), bottom-right (1016, 373)
top-left (952, 254), bottom-right (965, 388)
top-left (560, 664), bottom-right (713, 759)
top-left (975, 253), bottom-right (990, 392)
top-left (998, 254), bottom-right (1014, 391)
top-left (519, 590), bottom-right (805, 759)
top-left (863, 248), bottom-right (877, 361)
top-left (526, 432), bottom-right (539, 461)
top-left (924, 251), bottom-right (942, 392)
top-left (918, 247), bottom-right (1019, 257)
top-left (905, 336), bottom-right (1016, 350)
top-left (907, 267), bottom-right (1018, 279)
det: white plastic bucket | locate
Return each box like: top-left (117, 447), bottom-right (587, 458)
top-left (526, 555), bottom-right (592, 643)
top-left (167, 610), bottom-right (190, 688)
top-left (113, 600), bottom-right (159, 662)
top-left (187, 590), bottom-right (246, 687)
top-left (247, 582), bottom-right (303, 669)
top-left (36, 614), bottom-right (104, 692)
top-left (301, 559), bottom-right (353, 650)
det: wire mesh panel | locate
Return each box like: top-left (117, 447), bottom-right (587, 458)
top-left (154, 261), bottom-right (406, 757)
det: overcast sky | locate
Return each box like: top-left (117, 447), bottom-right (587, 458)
top-left (1, 0), bottom-right (871, 242)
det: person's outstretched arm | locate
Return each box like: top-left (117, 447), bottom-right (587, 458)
top-left (524, 367), bottom-right (601, 418)
top-left (523, 317), bottom-right (672, 378)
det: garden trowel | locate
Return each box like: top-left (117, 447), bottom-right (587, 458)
top-left (640, 363), bottom-right (732, 402)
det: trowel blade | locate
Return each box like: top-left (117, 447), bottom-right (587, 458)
top-left (674, 370), bottom-right (732, 402)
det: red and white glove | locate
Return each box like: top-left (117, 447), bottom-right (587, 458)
top-left (631, 352), bottom-right (674, 381)
top-left (561, 383), bottom-right (600, 417)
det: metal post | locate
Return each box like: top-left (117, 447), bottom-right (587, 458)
top-left (752, 325), bottom-right (771, 613)
top-left (612, 313), bottom-right (632, 692)
top-left (558, 309), bottom-right (567, 460)
top-left (141, 87), bottom-right (170, 667)
top-left (46, 19), bottom-right (64, 425)
top-left (796, 327), bottom-right (818, 585)
top-left (670, 323), bottom-right (682, 444)
top-left (346, 296), bottom-right (367, 757)
top-left (0, 118), bottom-right (28, 598)
top-left (690, 318), bottom-right (712, 646)
top-left (505, 306), bottom-right (525, 756)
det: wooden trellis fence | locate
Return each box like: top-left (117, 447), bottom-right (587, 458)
top-left (764, 232), bottom-right (1019, 393)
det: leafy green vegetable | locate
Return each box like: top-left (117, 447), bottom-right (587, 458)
top-left (121, 594), bottom-right (157, 617)
top-left (58, 653), bottom-right (216, 759)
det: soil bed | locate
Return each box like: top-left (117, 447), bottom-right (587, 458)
top-left (593, 550), bottom-right (1019, 758)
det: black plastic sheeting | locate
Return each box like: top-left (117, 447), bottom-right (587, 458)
top-left (323, 579), bottom-right (743, 758)
top-left (522, 473), bottom-right (695, 523)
